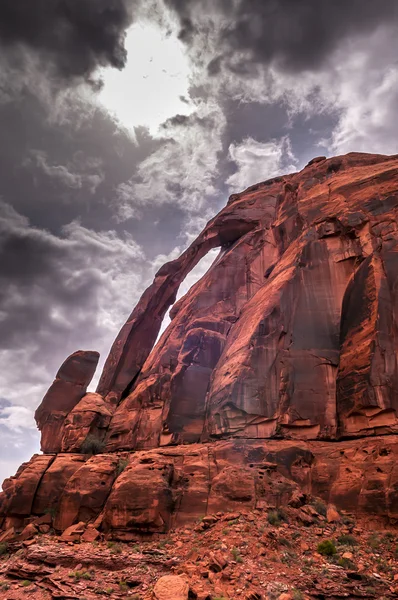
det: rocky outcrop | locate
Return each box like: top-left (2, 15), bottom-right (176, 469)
top-left (34, 350), bottom-right (99, 453)
top-left (1, 436), bottom-right (398, 538)
top-left (3, 151), bottom-right (398, 536)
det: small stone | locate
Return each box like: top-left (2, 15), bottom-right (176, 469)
top-left (202, 515), bottom-right (218, 524)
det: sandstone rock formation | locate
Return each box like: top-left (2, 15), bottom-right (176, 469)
top-left (34, 350), bottom-right (99, 453)
top-left (2, 152), bottom-right (398, 538)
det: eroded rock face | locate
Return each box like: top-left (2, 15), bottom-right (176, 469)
top-left (35, 350), bottom-right (99, 453)
top-left (1, 437), bottom-right (398, 536)
top-left (3, 152), bottom-right (398, 535)
top-left (101, 151), bottom-right (398, 448)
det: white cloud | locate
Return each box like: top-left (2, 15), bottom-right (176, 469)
top-left (0, 405), bottom-right (36, 432)
top-left (114, 101), bottom-right (226, 221)
top-left (326, 31), bottom-right (398, 154)
top-left (227, 135), bottom-right (298, 192)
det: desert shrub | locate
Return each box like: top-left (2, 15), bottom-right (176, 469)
top-left (342, 515), bottom-right (356, 528)
top-left (107, 541), bottom-right (122, 554)
top-left (0, 543), bottom-right (8, 556)
top-left (312, 500), bottom-right (327, 517)
top-left (368, 533), bottom-right (382, 550)
top-left (337, 534), bottom-right (358, 546)
top-left (338, 557), bottom-right (356, 570)
top-left (267, 508), bottom-right (287, 526)
top-left (278, 536), bottom-right (292, 547)
top-left (69, 570), bottom-right (93, 581)
top-left (116, 458), bottom-right (128, 475)
top-left (81, 434), bottom-right (105, 455)
top-left (317, 540), bottom-right (337, 556)
top-left (231, 547), bottom-right (243, 563)
top-left (292, 590), bottom-right (304, 600)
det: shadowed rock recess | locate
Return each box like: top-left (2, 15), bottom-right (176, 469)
top-left (2, 152), bottom-right (398, 538)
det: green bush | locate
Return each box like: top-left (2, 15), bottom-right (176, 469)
top-left (81, 434), bottom-right (105, 455)
top-left (68, 570), bottom-right (93, 581)
top-left (0, 543), bottom-right (8, 556)
top-left (317, 540), bottom-right (337, 556)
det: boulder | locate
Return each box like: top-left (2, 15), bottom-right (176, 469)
top-left (154, 575), bottom-right (189, 600)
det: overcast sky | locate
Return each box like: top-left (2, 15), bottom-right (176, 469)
top-left (1, 0), bottom-right (398, 483)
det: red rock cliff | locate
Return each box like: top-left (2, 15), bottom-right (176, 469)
top-left (2, 152), bottom-right (398, 536)
top-left (99, 151), bottom-right (398, 447)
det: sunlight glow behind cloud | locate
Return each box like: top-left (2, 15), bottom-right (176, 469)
top-left (98, 22), bottom-right (193, 134)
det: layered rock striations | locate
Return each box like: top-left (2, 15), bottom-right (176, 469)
top-left (2, 152), bottom-right (398, 537)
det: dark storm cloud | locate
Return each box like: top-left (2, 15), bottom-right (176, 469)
top-left (0, 88), bottom-right (162, 234)
top-left (165, 0), bottom-right (398, 74)
top-left (0, 0), bottom-right (136, 82)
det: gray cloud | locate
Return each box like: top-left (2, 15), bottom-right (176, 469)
top-left (0, 86), bottom-right (162, 235)
top-left (24, 150), bottom-right (104, 194)
top-left (0, 0), bottom-right (136, 83)
top-left (165, 0), bottom-right (398, 75)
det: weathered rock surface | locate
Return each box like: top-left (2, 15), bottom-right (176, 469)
top-left (34, 350), bottom-right (99, 453)
top-left (98, 151), bottom-right (398, 449)
top-left (1, 436), bottom-right (398, 538)
top-left (3, 152), bottom-right (398, 536)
